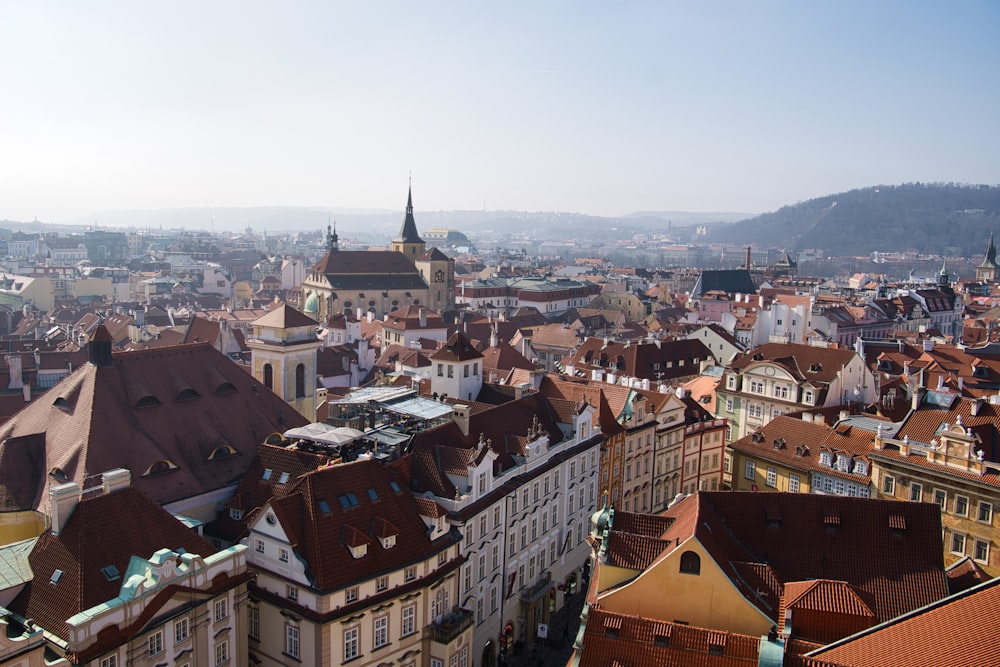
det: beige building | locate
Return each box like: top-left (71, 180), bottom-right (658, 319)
top-left (247, 304), bottom-right (322, 422)
top-left (246, 459), bottom-right (471, 667)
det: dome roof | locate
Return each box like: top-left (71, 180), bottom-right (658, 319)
top-left (303, 292), bottom-right (319, 314)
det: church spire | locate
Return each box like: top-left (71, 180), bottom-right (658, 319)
top-left (977, 231), bottom-right (997, 282)
top-left (938, 258), bottom-right (949, 287)
top-left (392, 181), bottom-right (425, 257)
top-left (327, 216), bottom-right (339, 252)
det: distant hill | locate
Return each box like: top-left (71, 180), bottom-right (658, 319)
top-left (713, 183), bottom-right (1000, 257)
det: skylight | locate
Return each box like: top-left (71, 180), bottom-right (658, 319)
top-left (318, 500), bottom-right (331, 514)
top-left (367, 488), bottom-right (379, 501)
top-left (278, 472), bottom-right (290, 484)
top-left (50, 569), bottom-right (63, 585)
top-left (262, 468), bottom-right (273, 481)
top-left (389, 481), bottom-right (401, 493)
top-left (101, 565), bottom-right (121, 581)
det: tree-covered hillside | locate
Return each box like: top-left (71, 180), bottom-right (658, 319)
top-left (713, 183), bottom-right (1000, 257)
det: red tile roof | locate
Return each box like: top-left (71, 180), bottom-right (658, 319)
top-left (799, 577), bottom-right (1000, 667)
top-left (10, 485), bottom-right (220, 643)
top-left (0, 343), bottom-right (308, 514)
top-left (578, 606), bottom-right (762, 667)
top-left (266, 459), bottom-right (455, 592)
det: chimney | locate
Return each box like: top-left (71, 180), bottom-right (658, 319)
top-left (971, 398), bottom-right (984, 416)
top-left (452, 404), bottom-right (471, 436)
top-left (912, 387), bottom-right (925, 411)
top-left (22, 384), bottom-right (30, 403)
top-left (89, 325), bottom-right (114, 367)
top-left (923, 339), bottom-right (934, 353)
top-left (419, 307), bottom-right (427, 328)
top-left (745, 246), bottom-right (752, 270)
top-left (102, 468), bottom-right (131, 494)
top-left (6, 354), bottom-right (22, 390)
top-left (802, 412), bottom-right (813, 423)
top-left (839, 410), bottom-right (850, 422)
top-left (50, 482), bottom-right (82, 536)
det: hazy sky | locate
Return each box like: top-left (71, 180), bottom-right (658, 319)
top-left (2, 1), bottom-right (998, 222)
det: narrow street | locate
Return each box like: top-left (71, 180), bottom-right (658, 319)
top-left (500, 588), bottom-right (586, 667)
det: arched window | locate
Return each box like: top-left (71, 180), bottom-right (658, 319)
top-left (263, 363), bottom-right (273, 390)
top-left (679, 550), bottom-right (701, 575)
top-left (295, 363), bottom-right (306, 399)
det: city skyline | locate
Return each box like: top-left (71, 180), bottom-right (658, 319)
top-left (2, 1), bottom-right (998, 223)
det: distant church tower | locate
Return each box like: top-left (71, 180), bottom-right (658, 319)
top-left (977, 232), bottom-right (997, 282)
top-left (247, 304), bottom-right (321, 422)
top-left (391, 185), bottom-right (426, 259)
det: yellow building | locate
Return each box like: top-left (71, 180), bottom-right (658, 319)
top-left (584, 492), bottom-right (948, 647)
top-left (727, 413), bottom-right (876, 498)
top-left (869, 392), bottom-right (1000, 576)
top-left (247, 304), bottom-right (322, 422)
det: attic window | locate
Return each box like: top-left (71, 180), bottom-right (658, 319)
top-left (973, 365), bottom-right (990, 379)
top-left (795, 445), bottom-right (810, 457)
top-left (262, 468), bottom-right (273, 481)
top-left (653, 634), bottom-right (670, 648)
top-left (824, 510), bottom-right (841, 526)
top-left (889, 514), bottom-right (906, 535)
top-left (209, 445), bottom-right (237, 460)
top-left (53, 397), bottom-right (72, 413)
top-left (772, 438), bottom-right (786, 450)
top-left (50, 569), bottom-right (63, 585)
top-left (176, 388), bottom-right (200, 401)
top-left (367, 488), bottom-right (379, 501)
top-left (134, 395), bottom-right (161, 408)
top-left (143, 459), bottom-right (176, 476)
top-left (278, 472), bottom-right (290, 484)
top-left (389, 481), bottom-right (402, 493)
top-left (338, 494), bottom-right (360, 509)
top-left (49, 467), bottom-right (68, 482)
top-left (708, 643), bottom-right (724, 657)
top-left (318, 500), bottom-right (331, 514)
top-left (214, 382), bottom-right (237, 395)
top-left (101, 565), bottom-right (121, 581)
top-left (381, 535), bottom-right (396, 549)
top-left (349, 543), bottom-right (368, 559)
top-left (604, 627), bottom-right (619, 639)
top-left (751, 431), bottom-right (765, 444)
top-left (877, 359), bottom-right (893, 371)
top-left (809, 363), bottom-right (822, 372)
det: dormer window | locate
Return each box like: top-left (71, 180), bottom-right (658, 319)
top-left (229, 508), bottom-right (243, 521)
top-left (819, 452), bottom-right (832, 467)
top-left (350, 544), bottom-right (368, 559)
top-left (853, 460), bottom-right (868, 475)
top-left (380, 535), bottom-right (396, 549)
top-left (144, 459), bottom-right (177, 476)
top-left (209, 445), bottom-right (237, 460)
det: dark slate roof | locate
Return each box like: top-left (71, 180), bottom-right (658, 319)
top-left (393, 187), bottom-right (424, 244)
top-left (691, 269), bottom-right (756, 298)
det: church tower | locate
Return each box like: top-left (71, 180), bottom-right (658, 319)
top-left (391, 185), bottom-right (426, 259)
top-left (247, 304), bottom-right (321, 422)
top-left (977, 232), bottom-right (997, 282)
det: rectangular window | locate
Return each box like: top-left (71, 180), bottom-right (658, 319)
top-left (248, 606), bottom-right (259, 640)
top-left (215, 639), bottom-right (229, 666)
top-left (494, 505), bottom-right (502, 526)
top-left (448, 365), bottom-right (454, 378)
top-left (978, 502), bottom-right (993, 524)
top-left (745, 460), bottom-right (755, 480)
top-left (975, 539), bottom-right (990, 564)
top-left (287, 585), bottom-right (298, 601)
top-left (882, 475), bottom-right (895, 495)
top-left (175, 617), bottom-right (189, 644)
top-left (214, 598), bottom-right (228, 622)
top-left (377, 576), bottom-right (388, 592)
top-left (437, 364), bottom-right (443, 377)
top-left (100, 657), bottom-right (118, 667)
top-left (765, 467), bottom-right (777, 488)
top-left (374, 615), bottom-right (388, 648)
top-left (490, 584), bottom-right (499, 613)
top-left (255, 539), bottom-right (264, 553)
top-left (279, 548), bottom-right (289, 563)
top-left (492, 543), bottom-right (500, 569)
top-left (405, 566), bottom-right (416, 582)
top-left (346, 586), bottom-right (359, 603)
top-left (148, 631), bottom-right (163, 656)
top-left (286, 624), bottom-right (300, 659)
top-left (910, 483), bottom-right (923, 502)
top-left (934, 489), bottom-right (947, 510)
top-left (344, 627), bottom-right (359, 661)
top-left (956, 495), bottom-right (969, 516)
top-left (952, 532), bottom-right (967, 555)
top-left (402, 604), bottom-right (416, 636)
top-left (788, 474), bottom-right (800, 493)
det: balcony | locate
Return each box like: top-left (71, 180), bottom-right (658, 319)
top-left (428, 607), bottom-right (473, 645)
top-left (519, 570), bottom-right (552, 604)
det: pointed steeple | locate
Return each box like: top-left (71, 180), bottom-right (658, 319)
top-left (391, 181), bottom-right (425, 257)
top-left (327, 217), bottom-right (339, 252)
top-left (978, 231), bottom-right (997, 282)
top-left (938, 258), bottom-right (949, 287)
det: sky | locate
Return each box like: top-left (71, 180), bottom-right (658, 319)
top-left (2, 1), bottom-right (999, 223)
